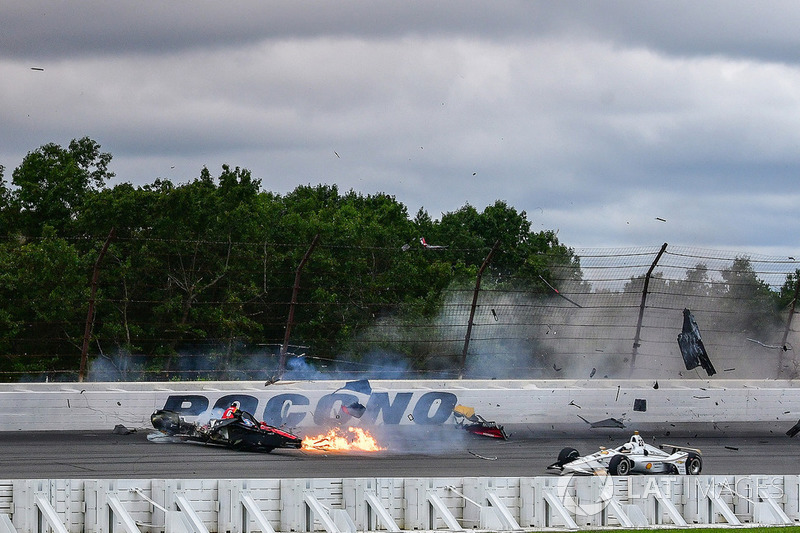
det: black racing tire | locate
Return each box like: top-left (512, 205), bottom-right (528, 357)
top-left (608, 455), bottom-right (633, 476)
top-left (557, 447), bottom-right (580, 466)
top-left (685, 452), bottom-right (702, 475)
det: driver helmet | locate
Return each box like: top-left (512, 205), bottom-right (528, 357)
top-left (231, 401), bottom-right (241, 409)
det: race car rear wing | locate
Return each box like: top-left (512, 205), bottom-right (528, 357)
top-left (659, 443), bottom-right (702, 455)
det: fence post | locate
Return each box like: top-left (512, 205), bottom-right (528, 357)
top-left (779, 274), bottom-right (800, 377)
top-left (630, 242), bottom-right (668, 376)
top-left (459, 240), bottom-right (500, 379)
top-left (79, 228), bottom-right (115, 382)
top-left (279, 234), bottom-right (320, 378)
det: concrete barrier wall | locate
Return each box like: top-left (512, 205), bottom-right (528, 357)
top-left (1, 379), bottom-right (799, 436)
top-left (2, 475), bottom-right (798, 532)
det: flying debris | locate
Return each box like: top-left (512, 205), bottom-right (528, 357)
top-left (30, 67), bottom-right (44, 71)
top-left (420, 237), bottom-right (447, 249)
top-left (334, 151), bottom-right (340, 158)
top-left (341, 402), bottom-right (366, 418)
top-left (589, 367), bottom-right (596, 378)
top-left (577, 415), bottom-right (626, 429)
top-left (677, 309), bottom-right (716, 376)
top-left (538, 275), bottom-right (582, 307)
top-left (655, 217), bottom-right (667, 222)
top-left (746, 338), bottom-right (783, 350)
top-left (787, 420), bottom-right (800, 438)
top-left (335, 379), bottom-right (372, 395)
top-left (633, 399), bottom-right (647, 412)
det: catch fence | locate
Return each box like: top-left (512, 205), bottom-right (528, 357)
top-left (1, 238), bottom-right (798, 382)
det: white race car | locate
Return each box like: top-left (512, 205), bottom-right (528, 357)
top-left (548, 431), bottom-right (702, 476)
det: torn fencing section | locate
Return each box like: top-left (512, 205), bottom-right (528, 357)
top-left (677, 308), bottom-right (716, 376)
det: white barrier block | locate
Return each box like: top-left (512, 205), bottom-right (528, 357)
top-left (364, 492), bottom-right (401, 532)
top-left (106, 495), bottom-right (142, 533)
top-left (166, 511), bottom-right (191, 533)
top-left (36, 495), bottom-right (70, 533)
top-left (240, 492), bottom-right (277, 533)
top-left (426, 491), bottom-right (463, 532)
top-left (0, 514), bottom-right (16, 533)
top-left (541, 491), bottom-right (579, 529)
top-left (174, 494), bottom-right (209, 533)
top-left (620, 504), bottom-right (649, 527)
top-left (331, 509), bottom-right (356, 533)
top-left (486, 491), bottom-right (522, 531)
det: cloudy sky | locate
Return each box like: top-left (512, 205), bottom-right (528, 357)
top-left (2, 1), bottom-right (800, 257)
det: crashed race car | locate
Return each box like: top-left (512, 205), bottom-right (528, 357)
top-left (150, 409), bottom-right (302, 453)
top-left (453, 404), bottom-right (508, 440)
top-left (548, 431), bottom-right (702, 476)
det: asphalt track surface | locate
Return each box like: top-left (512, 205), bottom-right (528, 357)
top-left (1, 428), bottom-right (798, 479)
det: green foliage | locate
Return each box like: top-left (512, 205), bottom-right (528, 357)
top-left (1, 138), bottom-right (794, 381)
top-left (10, 137), bottom-right (114, 238)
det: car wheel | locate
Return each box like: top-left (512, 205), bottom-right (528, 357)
top-left (685, 452), bottom-right (702, 475)
top-left (557, 447), bottom-right (580, 466)
top-left (608, 455), bottom-right (632, 475)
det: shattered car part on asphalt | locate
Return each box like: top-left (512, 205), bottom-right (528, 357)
top-left (453, 404), bottom-right (509, 439)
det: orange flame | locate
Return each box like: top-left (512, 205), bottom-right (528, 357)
top-left (302, 426), bottom-right (384, 452)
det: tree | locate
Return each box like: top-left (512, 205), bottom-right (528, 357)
top-left (717, 256), bottom-right (782, 336)
top-left (11, 138), bottom-right (114, 237)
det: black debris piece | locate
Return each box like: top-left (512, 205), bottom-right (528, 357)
top-left (653, 381), bottom-right (659, 389)
top-left (633, 399), bottom-right (647, 412)
top-left (787, 420), bottom-right (800, 438)
top-left (725, 446), bottom-right (739, 451)
top-left (577, 414), bottom-right (626, 428)
top-left (615, 386), bottom-right (620, 401)
top-left (113, 424), bottom-right (133, 435)
top-left (336, 379), bottom-right (372, 395)
top-left (677, 308), bottom-right (716, 376)
top-left (589, 367), bottom-right (596, 378)
top-left (538, 274), bottom-right (583, 308)
top-left (342, 402), bottom-right (366, 418)
top-left (553, 364), bottom-right (562, 372)
top-left (568, 400), bottom-right (581, 409)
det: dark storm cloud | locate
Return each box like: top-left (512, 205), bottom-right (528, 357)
top-left (2, 1), bottom-right (800, 255)
top-left (5, 1), bottom-right (800, 64)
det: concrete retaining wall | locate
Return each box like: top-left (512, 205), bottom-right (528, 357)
top-left (2, 475), bottom-right (797, 532)
top-left (1, 379), bottom-right (799, 436)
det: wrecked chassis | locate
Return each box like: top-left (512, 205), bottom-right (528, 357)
top-left (150, 409), bottom-right (302, 453)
